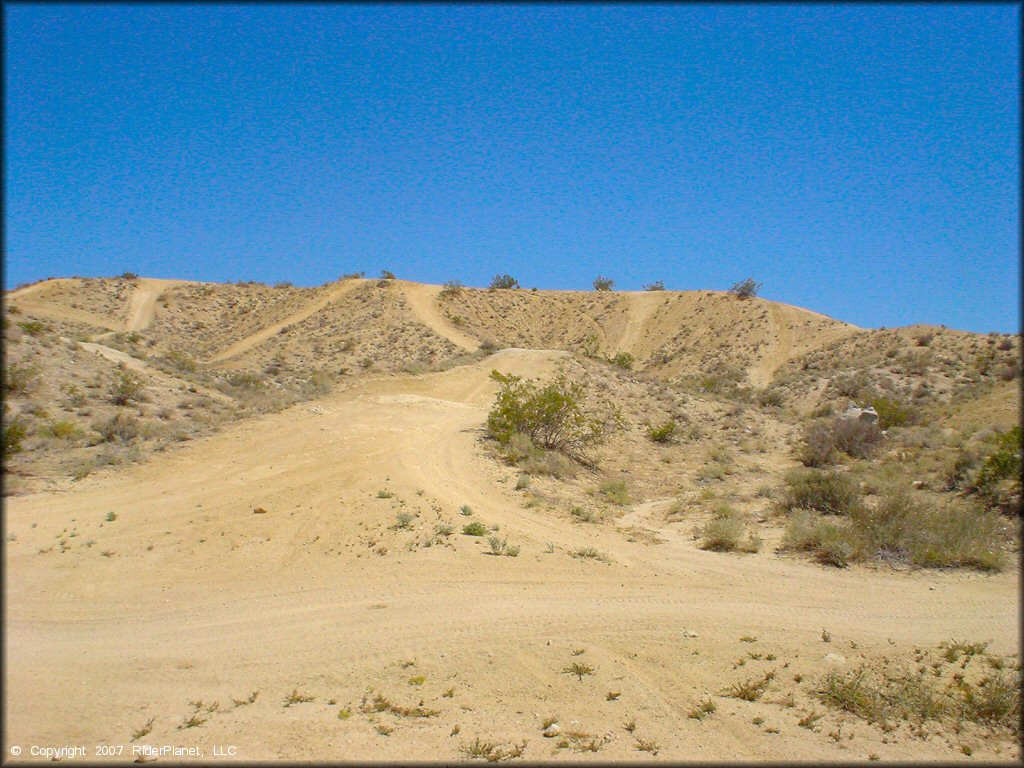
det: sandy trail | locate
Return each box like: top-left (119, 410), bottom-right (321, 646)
top-left (207, 280), bottom-right (364, 364)
top-left (126, 279), bottom-right (184, 331)
top-left (4, 349), bottom-right (1018, 762)
top-left (400, 282), bottom-right (481, 352)
top-left (749, 302), bottom-right (796, 388)
top-left (613, 292), bottom-right (665, 358)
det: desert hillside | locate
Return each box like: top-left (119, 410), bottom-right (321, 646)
top-left (3, 274), bottom-right (1020, 763)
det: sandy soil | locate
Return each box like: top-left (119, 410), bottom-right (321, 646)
top-left (4, 348), bottom-right (1018, 763)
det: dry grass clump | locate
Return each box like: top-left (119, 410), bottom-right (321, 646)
top-left (598, 479), bottom-right (630, 505)
top-left (495, 433), bottom-right (578, 479)
top-left (725, 670), bottom-right (776, 701)
top-left (776, 469), bottom-right (863, 516)
top-left (461, 737), bottom-right (526, 761)
top-left (696, 504), bottom-right (761, 553)
top-left (783, 489), bottom-right (1007, 571)
top-left (3, 362), bottom-right (40, 395)
top-left (359, 691), bottom-right (439, 718)
top-left (817, 652), bottom-right (1020, 735)
top-left (94, 413), bottom-right (143, 443)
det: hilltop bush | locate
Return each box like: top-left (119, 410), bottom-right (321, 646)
top-left (592, 276), bottom-right (614, 291)
top-left (728, 277), bottom-right (762, 299)
top-left (643, 280), bottom-right (665, 291)
top-left (486, 371), bottom-right (611, 461)
top-left (439, 280), bottom-right (464, 298)
top-left (489, 274), bottom-right (519, 290)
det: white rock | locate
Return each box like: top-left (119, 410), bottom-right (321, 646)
top-left (824, 653), bottom-right (846, 664)
top-left (542, 724), bottom-right (561, 738)
top-left (682, 630), bottom-right (699, 638)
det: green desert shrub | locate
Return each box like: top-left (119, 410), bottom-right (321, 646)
top-left (608, 352), bottom-right (633, 370)
top-left (852, 490), bottom-right (1006, 570)
top-left (486, 371), bottom-right (611, 461)
top-left (866, 397), bottom-right (917, 430)
top-left (462, 521), bottom-right (488, 537)
top-left (488, 274), bottom-right (519, 290)
top-left (592, 276), bottom-right (614, 291)
top-left (643, 280), bottom-right (665, 291)
top-left (598, 479), bottom-right (630, 505)
top-left (163, 348), bottom-right (198, 373)
top-left (2, 417), bottom-right (28, 455)
top-left (17, 320), bottom-right (47, 336)
top-left (109, 369), bottom-right (147, 405)
top-left (971, 426), bottom-right (1021, 515)
top-left (41, 419), bottom-right (84, 441)
top-left (647, 420), bottom-right (677, 443)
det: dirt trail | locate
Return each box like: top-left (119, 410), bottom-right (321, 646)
top-left (399, 282), bottom-right (481, 352)
top-left (208, 279), bottom-right (364, 364)
top-left (4, 347), bottom-right (1018, 762)
top-left (749, 302), bottom-right (795, 387)
top-left (125, 278), bottom-right (184, 331)
top-left (613, 292), bottom-right (665, 358)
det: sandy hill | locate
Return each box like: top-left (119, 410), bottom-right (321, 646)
top-left (3, 275), bottom-right (1020, 762)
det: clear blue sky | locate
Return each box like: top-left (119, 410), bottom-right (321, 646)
top-left (4, 4), bottom-right (1019, 333)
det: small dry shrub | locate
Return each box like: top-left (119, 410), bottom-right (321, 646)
top-left (109, 369), bottom-right (147, 405)
top-left (798, 421), bottom-right (837, 467)
top-left (4, 362), bottom-right (39, 395)
top-left (95, 413), bottom-right (142, 443)
top-left (697, 505), bottom-right (761, 553)
top-left (832, 417), bottom-right (882, 458)
top-left (777, 469), bottom-right (863, 515)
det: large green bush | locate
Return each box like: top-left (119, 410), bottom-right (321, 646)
top-left (486, 371), bottom-right (609, 461)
